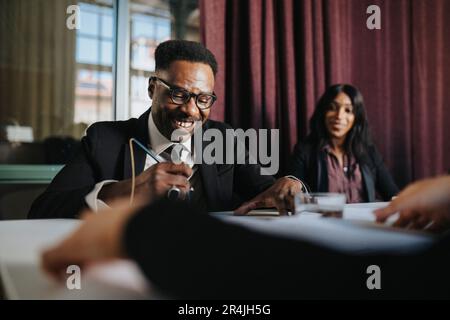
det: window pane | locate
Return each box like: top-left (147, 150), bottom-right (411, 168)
top-left (77, 37), bottom-right (99, 64)
top-left (101, 14), bottom-right (113, 39)
top-left (132, 15), bottom-right (154, 40)
top-left (75, 70), bottom-right (113, 124)
top-left (79, 4), bottom-right (99, 37)
top-left (155, 18), bottom-right (171, 41)
top-left (131, 44), bottom-right (155, 71)
top-left (101, 40), bottom-right (113, 66)
top-left (131, 74), bottom-right (152, 117)
top-left (74, 1), bottom-right (115, 142)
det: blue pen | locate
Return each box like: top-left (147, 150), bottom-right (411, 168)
top-left (130, 138), bottom-right (165, 163)
top-left (130, 138), bottom-right (194, 201)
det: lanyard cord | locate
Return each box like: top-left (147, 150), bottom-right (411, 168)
top-left (129, 138), bottom-right (137, 205)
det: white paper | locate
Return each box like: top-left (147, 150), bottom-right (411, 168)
top-left (211, 203), bottom-right (434, 254)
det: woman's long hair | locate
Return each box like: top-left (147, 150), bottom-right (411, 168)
top-left (307, 84), bottom-right (373, 160)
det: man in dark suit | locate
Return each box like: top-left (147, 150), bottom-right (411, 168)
top-left (29, 40), bottom-right (301, 219)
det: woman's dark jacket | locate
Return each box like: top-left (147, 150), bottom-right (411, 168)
top-left (289, 141), bottom-right (399, 202)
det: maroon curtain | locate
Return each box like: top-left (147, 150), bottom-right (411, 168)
top-left (200, 0), bottom-right (450, 187)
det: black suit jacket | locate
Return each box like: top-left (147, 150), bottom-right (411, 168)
top-left (28, 110), bottom-right (274, 219)
top-left (289, 141), bottom-right (399, 202)
top-left (124, 200), bottom-right (450, 299)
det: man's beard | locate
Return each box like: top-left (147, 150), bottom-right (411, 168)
top-left (158, 108), bottom-right (202, 141)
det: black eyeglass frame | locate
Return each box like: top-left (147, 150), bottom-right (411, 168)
top-left (151, 76), bottom-right (217, 110)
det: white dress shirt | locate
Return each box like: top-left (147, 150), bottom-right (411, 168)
top-left (85, 113), bottom-right (194, 212)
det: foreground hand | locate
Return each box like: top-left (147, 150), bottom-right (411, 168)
top-left (42, 199), bottom-right (143, 280)
top-left (99, 163), bottom-right (192, 205)
top-left (374, 176), bottom-right (450, 232)
top-left (234, 177), bottom-right (303, 215)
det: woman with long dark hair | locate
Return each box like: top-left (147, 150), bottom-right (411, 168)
top-left (290, 84), bottom-right (398, 202)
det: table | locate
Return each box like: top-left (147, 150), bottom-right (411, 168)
top-left (0, 203), bottom-right (436, 299)
top-left (212, 202), bottom-right (436, 254)
top-left (0, 219), bottom-right (157, 299)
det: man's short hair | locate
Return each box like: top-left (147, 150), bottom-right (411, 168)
top-left (155, 40), bottom-right (218, 76)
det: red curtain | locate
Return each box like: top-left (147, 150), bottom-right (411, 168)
top-left (200, 0), bottom-right (450, 187)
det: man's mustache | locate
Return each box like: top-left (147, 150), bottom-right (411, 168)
top-left (168, 112), bottom-right (201, 122)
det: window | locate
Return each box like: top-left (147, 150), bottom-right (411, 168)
top-left (0, 0), bottom-right (199, 165)
top-left (129, 5), bottom-right (172, 118)
top-left (75, 2), bottom-right (114, 127)
top-left (128, 0), bottom-right (200, 118)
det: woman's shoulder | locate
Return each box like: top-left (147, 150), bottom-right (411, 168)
top-left (365, 143), bottom-right (383, 158)
top-left (292, 139), bottom-right (320, 157)
top-left (358, 143), bottom-right (384, 166)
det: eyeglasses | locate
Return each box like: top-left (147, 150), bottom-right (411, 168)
top-left (151, 76), bottom-right (217, 110)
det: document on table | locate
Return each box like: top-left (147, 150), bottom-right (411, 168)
top-left (210, 202), bottom-right (435, 254)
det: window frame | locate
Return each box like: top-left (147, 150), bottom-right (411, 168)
top-left (113, 0), bottom-right (131, 121)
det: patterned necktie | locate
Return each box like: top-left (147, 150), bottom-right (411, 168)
top-left (160, 143), bottom-right (188, 164)
top-left (159, 144), bottom-right (175, 162)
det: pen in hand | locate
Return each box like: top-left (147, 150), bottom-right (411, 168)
top-left (129, 138), bottom-right (195, 201)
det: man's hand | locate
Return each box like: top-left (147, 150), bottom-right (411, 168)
top-left (99, 163), bottom-right (192, 206)
top-left (42, 200), bottom-right (142, 280)
top-left (234, 177), bottom-right (303, 215)
top-left (374, 176), bottom-right (450, 232)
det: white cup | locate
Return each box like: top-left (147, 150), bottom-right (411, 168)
top-left (295, 192), bottom-right (346, 217)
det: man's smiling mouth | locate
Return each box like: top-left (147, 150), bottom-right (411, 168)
top-left (173, 119), bottom-right (195, 129)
